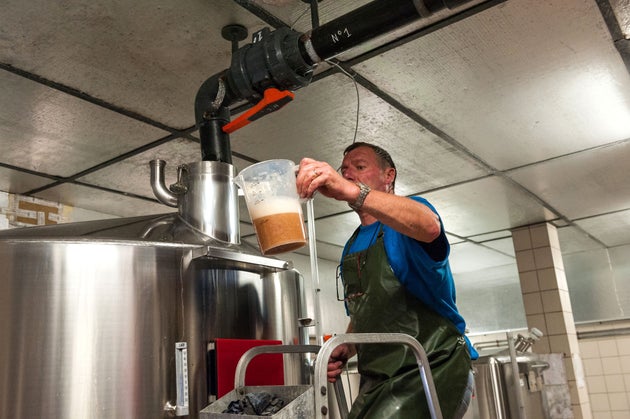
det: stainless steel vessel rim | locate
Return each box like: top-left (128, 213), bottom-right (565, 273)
top-left (0, 239), bottom-right (293, 268)
top-left (186, 160), bottom-right (236, 175)
top-left (0, 238), bottom-right (201, 248)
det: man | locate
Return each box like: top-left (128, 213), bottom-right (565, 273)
top-left (296, 142), bottom-right (477, 419)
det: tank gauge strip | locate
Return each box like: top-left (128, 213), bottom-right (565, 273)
top-left (175, 342), bottom-right (190, 416)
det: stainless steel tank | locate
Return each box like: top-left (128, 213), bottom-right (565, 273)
top-left (472, 331), bottom-right (550, 419)
top-left (0, 160), bottom-right (309, 419)
top-left (473, 352), bottom-right (550, 419)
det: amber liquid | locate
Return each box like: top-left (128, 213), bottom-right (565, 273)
top-left (252, 212), bottom-right (307, 255)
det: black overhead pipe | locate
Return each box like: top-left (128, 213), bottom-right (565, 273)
top-left (195, 0), bottom-right (485, 163)
top-left (199, 106), bottom-right (232, 162)
top-left (301, 0), bottom-right (478, 64)
top-left (303, 0), bottom-right (421, 63)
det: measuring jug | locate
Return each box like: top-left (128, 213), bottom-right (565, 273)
top-left (234, 159), bottom-right (307, 255)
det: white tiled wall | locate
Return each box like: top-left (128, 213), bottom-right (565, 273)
top-left (513, 223), bottom-right (592, 418)
top-left (578, 320), bottom-right (630, 419)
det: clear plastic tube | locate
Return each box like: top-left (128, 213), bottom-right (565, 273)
top-left (306, 198), bottom-right (324, 345)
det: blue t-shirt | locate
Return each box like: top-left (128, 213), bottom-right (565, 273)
top-left (342, 196), bottom-right (478, 360)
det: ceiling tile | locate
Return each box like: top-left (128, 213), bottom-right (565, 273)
top-left (551, 219), bottom-right (570, 227)
top-left (308, 198), bottom-right (356, 219)
top-left (0, 71), bottom-right (170, 177)
top-left (254, 0), bottom-right (373, 34)
top-left (469, 230), bottom-right (512, 242)
top-left (509, 141), bottom-right (630, 220)
top-left (449, 241), bottom-right (515, 274)
top-left (293, 240), bottom-right (344, 264)
top-left (557, 225), bottom-right (606, 255)
top-left (239, 222), bottom-right (255, 238)
top-left (240, 236), bottom-right (259, 251)
top-left (79, 138), bottom-right (257, 207)
top-left (231, 73), bottom-right (489, 194)
top-left (424, 176), bottom-right (556, 237)
top-left (446, 233), bottom-right (466, 244)
top-left (79, 137), bottom-right (204, 198)
top-left (575, 209), bottom-right (630, 248)
top-left (0, 166), bottom-right (55, 194)
top-left (478, 237), bottom-right (515, 257)
top-left (313, 212), bottom-right (361, 247)
top-left (238, 197), bottom-right (252, 224)
top-left (354, 0), bottom-right (630, 170)
top-left (33, 183), bottom-right (167, 218)
top-left (454, 263), bottom-right (520, 289)
top-left (0, 0), bottom-right (267, 128)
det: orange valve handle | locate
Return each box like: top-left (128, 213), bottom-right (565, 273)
top-left (222, 88), bottom-right (295, 134)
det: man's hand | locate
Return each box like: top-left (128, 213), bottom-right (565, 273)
top-left (296, 158), bottom-right (357, 202)
top-left (327, 343), bottom-right (354, 383)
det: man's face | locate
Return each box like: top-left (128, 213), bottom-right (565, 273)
top-left (340, 146), bottom-right (394, 192)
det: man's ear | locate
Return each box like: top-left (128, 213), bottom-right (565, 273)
top-left (385, 167), bottom-right (396, 184)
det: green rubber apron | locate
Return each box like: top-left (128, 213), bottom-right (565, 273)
top-left (341, 227), bottom-right (471, 419)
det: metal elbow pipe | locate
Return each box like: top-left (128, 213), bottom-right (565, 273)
top-left (149, 159), bottom-right (178, 208)
top-left (194, 71), bottom-right (233, 163)
top-left (194, 69), bottom-right (232, 124)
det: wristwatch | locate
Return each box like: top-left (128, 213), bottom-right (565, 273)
top-left (349, 182), bottom-right (371, 210)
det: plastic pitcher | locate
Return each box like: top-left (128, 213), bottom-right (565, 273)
top-left (234, 159), bottom-right (307, 255)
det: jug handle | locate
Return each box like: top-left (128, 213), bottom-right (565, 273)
top-left (233, 175), bottom-right (242, 188)
top-left (294, 164), bottom-right (317, 203)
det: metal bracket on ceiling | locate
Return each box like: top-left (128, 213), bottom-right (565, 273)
top-left (221, 24), bottom-right (248, 53)
top-left (301, 0), bottom-right (322, 29)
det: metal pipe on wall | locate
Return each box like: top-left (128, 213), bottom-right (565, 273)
top-left (577, 326), bottom-right (630, 339)
top-left (506, 331), bottom-right (526, 419)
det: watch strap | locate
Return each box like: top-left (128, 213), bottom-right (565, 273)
top-left (349, 182), bottom-right (371, 210)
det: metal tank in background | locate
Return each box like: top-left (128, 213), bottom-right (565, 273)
top-left (471, 329), bottom-right (552, 419)
top-left (0, 160), bottom-right (309, 419)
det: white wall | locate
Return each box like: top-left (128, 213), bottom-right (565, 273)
top-left (288, 253), bottom-right (350, 339)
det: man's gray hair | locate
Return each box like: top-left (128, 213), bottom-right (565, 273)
top-left (343, 142), bottom-right (397, 191)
